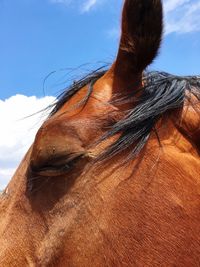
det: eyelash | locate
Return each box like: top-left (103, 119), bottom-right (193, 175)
top-left (29, 153), bottom-right (84, 177)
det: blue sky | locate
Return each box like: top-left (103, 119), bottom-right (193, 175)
top-left (0, 0), bottom-right (200, 189)
top-left (1, 0), bottom-right (200, 99)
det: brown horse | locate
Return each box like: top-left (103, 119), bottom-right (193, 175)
top-left (0, 0), bottom-right (200, 266)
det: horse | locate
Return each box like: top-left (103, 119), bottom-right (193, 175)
top-left (0, 0), bottom-right (200, 266)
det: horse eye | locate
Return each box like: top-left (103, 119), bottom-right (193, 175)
top-left (29, 153), bottom-right (84, 177)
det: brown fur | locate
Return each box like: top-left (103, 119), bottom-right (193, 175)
top-left (0, 1), bottom-right (200, 266)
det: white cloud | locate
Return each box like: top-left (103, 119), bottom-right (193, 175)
top-left (0, 95), bottom-right (56, 190)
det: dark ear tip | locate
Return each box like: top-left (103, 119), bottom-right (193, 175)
top-left (122, 0), bottom-right (163, 32)
top-left (118, 0), bottom-right (163, 72)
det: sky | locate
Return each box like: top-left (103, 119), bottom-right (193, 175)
top-left (0, 0), bottom-right (200, 190)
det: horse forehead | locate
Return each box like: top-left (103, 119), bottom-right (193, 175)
top-left (37, 115), bottom-right (101, 145)
top-left (30, 103), bottom-right (118, 160)
top-left (40, 116), bottom-right (90, 137)
top-left (39, 95), bottom-right (120, 141)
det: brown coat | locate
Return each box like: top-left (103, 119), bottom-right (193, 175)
top-left (0, 1), bottom-right (200, 266)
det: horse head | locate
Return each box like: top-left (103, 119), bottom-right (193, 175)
top-left (1, 1), bottom-right (200, 266)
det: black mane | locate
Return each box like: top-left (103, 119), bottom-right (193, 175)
top-left (50, 70), bottom-right (200, 160)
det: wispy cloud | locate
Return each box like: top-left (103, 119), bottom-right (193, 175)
top-left (164, 0), bottom-right (190, 13)
top-left (50, 0), bottom-right (102, 13)
top-left (164, 0), bottom-right (200, 34)
top-left (51, 0), bottom-right (200, 35)
top-left (105, 0), bottom-right (200, 38)
top-left (81, 0), bottom-right (98, 13)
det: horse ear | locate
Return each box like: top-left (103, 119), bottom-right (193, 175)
top-left (114, 0), bottom-right (163, 76)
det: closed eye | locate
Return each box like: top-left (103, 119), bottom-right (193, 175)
top-left (29, 153), bottom-right (85, 177)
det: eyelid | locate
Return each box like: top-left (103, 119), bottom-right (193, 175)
top-left (29, 152), bottom-right (85, 177)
